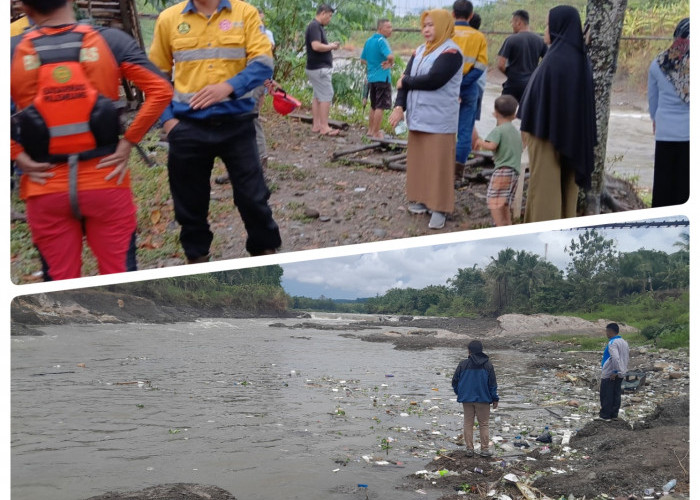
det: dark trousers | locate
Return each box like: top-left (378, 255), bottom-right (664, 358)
top-left (652, 140), bottom-right (689, 208)
top-left (502, 78), bottom-right (529, 103)
top-left (599, 377), bottom-right (623, 419)
top-left (167, 116), bottom-right (281, 259)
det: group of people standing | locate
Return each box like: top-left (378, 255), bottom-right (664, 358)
top-left (361, 2), bottom-right (689, 228)
top-left (11, 0), bottom-right (282, 280)
top-left (382, 2), bottom-right (596, 229)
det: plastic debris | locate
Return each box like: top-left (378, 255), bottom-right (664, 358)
top-left (662, 479), bottom-right (677, 492)
top-left (504, 473), bottom-right (519, 482)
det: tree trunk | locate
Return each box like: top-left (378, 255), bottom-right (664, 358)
top-left (583, 0), bottom-right (629, 214)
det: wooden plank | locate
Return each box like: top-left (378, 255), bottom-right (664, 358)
top-left (372, 137), bottom-right (408, 147)
top-left (331, 142), bottom-right (381, 159)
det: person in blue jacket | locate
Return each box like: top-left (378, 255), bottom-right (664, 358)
top-left (452, 340), bottom-right (499, 457)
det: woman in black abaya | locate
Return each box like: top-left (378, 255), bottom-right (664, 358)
top-left (518, 5), bottom-right (597, 222)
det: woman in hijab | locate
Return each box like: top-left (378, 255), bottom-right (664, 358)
top-left (388, 9), bottom-right (463, 230)
top-left (648, 18), bottom-right (690, 208)
top-left (518, 5), bottom-right (596, 222)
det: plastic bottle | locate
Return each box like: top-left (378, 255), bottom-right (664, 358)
top-left (662, 479), bottom-right (677, 492)
top-left (536, 426), bottom-right (553, 443)
top-left (394, 120), bottom-right (407, 135)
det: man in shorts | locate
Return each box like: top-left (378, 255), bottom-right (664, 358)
top-left (305, 4), bottom-right (340, 136)
top-left (361, 18), bottom-right (394, 138)
top-left (476, 95), bottom-right (521, 226)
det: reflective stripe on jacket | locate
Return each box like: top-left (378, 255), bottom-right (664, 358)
top-left (452, 23), bottom-right (488, 75)
top-left (149, 0), bottom-right (273, 122)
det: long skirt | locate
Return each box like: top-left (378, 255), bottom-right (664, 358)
top-left (524, 134), bottom-right (578, 223)
top-left (406, 130), bottom-right (456, 214)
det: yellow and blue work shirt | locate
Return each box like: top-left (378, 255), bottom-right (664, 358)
top-left (149, 0), bottom-right (273, 122)
top-left (452, 21), bottom-right (488, 75)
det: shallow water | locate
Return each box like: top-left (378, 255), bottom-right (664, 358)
top-left (12, 316), bottom-right (570, 500)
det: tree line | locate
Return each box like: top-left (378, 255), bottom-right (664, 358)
top-left (293, 230), bottom-right (689, 318)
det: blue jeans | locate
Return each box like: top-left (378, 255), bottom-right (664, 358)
top-left (456, 85), bottom-right (479, 163)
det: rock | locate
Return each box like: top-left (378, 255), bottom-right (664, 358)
top-left (303, 208), bottom-right (320, 219)
top-left (84, 483), bottom-right (237, 500)
top-left (372, 228), bottom-right (388, 238)
top-left (568, 400), bottom-right (580, 407)
top-left (653, 362), bottom-right (670, 372)
top-left (319, 216), bottom-right (331, 222)
top-left (668, 372), bottom-right (683, 380)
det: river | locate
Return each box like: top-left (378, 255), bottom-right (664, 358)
top-left (12, 314), bottom-right (581, 500)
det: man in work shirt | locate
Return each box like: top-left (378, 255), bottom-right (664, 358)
top-left (496, 10), bottom-right (547, 102)
top-left (149, 0), bottom-right (282, 263)
top-left (11, 0), bottom-right (173, 280)
top-left (596, 323), bottom-right (630, 422)
top-left (360, 18), bottom-right (394, 139)
top-left (451, 0), bottom-right (488, 164)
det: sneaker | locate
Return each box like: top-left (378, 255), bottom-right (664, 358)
top-left (478, 450), bottom-right (493, 457)
top-left (408, 202), bottom-right (428, 214)
top-left (465, 449), bottom-right (474, 457)
top-left (428, 211), bottom-right (446, 229)
top-left (594, 417), bottom-right (611, 422)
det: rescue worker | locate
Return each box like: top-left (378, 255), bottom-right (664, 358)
top-left (10, 0), bottom-right (173, 280)
top-left (149, 0), bottom-right (282, 263)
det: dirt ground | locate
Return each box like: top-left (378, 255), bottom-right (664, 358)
top-left (400, 395), bottom-right (689, 499)
top-left (401, 396), bottom-right (689, 500)
top-left (9, 87), bottom-right (647, 282)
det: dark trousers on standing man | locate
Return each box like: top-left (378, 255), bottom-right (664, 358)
top-left (167, 115), bottom-right (281, 260)
top-left (599, 376), bottom-right (623, 419)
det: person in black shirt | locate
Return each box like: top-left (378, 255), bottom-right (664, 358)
top-left (496, 9), bottom-right (547, 102)
top-left (305, 4), bottom-right (340, 135)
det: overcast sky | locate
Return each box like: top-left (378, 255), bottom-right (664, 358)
top-left (282, 220), bottom-right (688, 299)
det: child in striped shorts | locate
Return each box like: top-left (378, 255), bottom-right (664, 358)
top-left (476, 95), bottom-right (522, 226)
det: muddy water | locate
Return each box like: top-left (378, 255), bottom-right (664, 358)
top-left (12, 316), bottom-right (571, 500)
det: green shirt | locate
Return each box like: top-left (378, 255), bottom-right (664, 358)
top-left (485, 121), bottom-right (522, 173)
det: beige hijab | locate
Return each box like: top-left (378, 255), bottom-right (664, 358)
top-left (421, 9), bottom-right (455, 55)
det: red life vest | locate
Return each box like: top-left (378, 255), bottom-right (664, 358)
top-left (15, 24), bottom-right (120, 163)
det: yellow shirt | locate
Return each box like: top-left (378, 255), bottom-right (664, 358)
top-left (10, 16), bottom-right (31, 37)
top-left (452, 23), bottom-right (488, 75)
top-left (149, 0), bottom-right (273, 120)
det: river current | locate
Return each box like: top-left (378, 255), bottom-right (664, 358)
top-left (12, 314), bottom-right (563, 500)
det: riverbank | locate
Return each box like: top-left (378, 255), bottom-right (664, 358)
top-left (10, 289), bottom-right (296, 335)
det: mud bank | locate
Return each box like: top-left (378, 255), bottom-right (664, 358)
top-left (10, 290), bottom-right (296, 334)
top-left (85, 483), bottom-right (237, 500)
top-left (281, 314), bottom-right (637, 351)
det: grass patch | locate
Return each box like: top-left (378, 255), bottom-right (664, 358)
top-left (554, 292), bottom-right (689, 349)
top-left (268, 161), bottom-right (308, 181)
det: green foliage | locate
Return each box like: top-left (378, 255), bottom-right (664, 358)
top-left (106, 266), bottom-right (290, 313)
top-left (565, 230), bottom-right (618, 312)
top-left (294, 231), bottom-right (688, 350)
